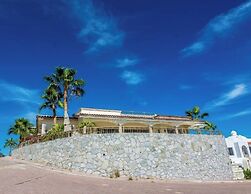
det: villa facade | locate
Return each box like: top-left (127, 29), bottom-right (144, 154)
top-left (225, 131), bottom-right (251, 169)
top-left (37, 108), bottom-right (205, 135)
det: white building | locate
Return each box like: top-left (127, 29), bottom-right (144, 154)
top-left (225, 131), bottom-right (251, 169)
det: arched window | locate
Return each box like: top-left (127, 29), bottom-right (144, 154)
top-left (242, 145), bottom-right (249, 157)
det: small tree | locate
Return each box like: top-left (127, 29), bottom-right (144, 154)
top-left (4, 138), bottom-right (17, 156)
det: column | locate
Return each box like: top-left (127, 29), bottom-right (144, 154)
top-left (119, 123), bottom-right (123, 133)
top-left (41, 123), bottom-right (47, 135)
top-left (83, 126), bottom-right (87, 134)
top-left (149, 125), bottom-right (153, 133)
top-left (175, 126), bottom-right (179, 134)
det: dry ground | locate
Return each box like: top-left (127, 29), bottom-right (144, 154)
top-left (0, 157), bottom-right (250, 194)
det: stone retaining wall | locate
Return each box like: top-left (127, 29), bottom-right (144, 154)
top-left (12, 134), bottom-right (233, 181)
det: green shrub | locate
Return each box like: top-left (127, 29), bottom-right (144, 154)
top-left (78, 120), bottom-right (95, 134)
top-left (243, 169), bottom-right (251, 179)
top-left (43, 124), bottom-right (66, 141)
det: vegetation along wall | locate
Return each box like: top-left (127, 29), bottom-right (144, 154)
top-left (12, 134), bottom-right (233, 181)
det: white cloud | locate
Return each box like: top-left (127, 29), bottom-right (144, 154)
top-left (116, 57), bottom-right (138, 68)
top-left (223, 109), bottom-right (251, 120)
top-left (64, 0), bottom-right (124, 53)
top-left (206, 84), bottom-right (248, 110)
top-left (181, 1), bottom-right (251, 56)
top-left (0, 80), bottom-right (40, 105)
top-left (120, 71), bottom-right (144, 85)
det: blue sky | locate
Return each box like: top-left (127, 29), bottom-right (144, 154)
top-left (1, 0), bottom-right (251, 154)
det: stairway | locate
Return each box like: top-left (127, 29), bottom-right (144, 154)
top-left (232, 163), bottom-right (244, 180)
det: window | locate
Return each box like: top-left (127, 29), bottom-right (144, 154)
top-left (234, 142), bottom-right (242, 158)
top-left (228, 147), bottom-right (234, 156)
top-left (242, 145), bottom-right (249, 157)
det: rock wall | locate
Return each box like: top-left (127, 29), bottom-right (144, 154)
top-left (12, 134), bottom-right (233, 181)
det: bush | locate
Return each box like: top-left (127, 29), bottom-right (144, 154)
top-left (110, 169), bottom-right (120, 178)
top-left (243, 169), bottom-right (251, 179)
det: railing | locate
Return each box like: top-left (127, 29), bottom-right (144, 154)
top-left (19, 127), bottom-right (222, 146)
top-left (19, 131), bottom-right (73, 147)
top-left (123, 127), bottom-right (149, 133)
top-left (188, 128), bottom-right (222, 135)
top-left (76, 127), bottom-right (119, 134)
top-left (121, 111), bottom-right (154, 116)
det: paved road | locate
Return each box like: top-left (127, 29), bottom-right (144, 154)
top-left (0, 157), bottom-right (250, 194)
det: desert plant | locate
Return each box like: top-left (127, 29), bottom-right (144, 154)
top-left (243, 169), bottom-right (251, 179)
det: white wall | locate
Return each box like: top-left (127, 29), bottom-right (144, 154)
top-left (225, 131), bottom-right (251, 169)
top-left (79, 108), bottom-right (122, 116)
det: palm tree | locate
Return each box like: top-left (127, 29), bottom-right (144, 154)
top-left (185, 106), bottom-right (209, 120)
top-left (8, 118), bottom-right (34, 142)
top-left (204, 121), bottom-right (217, 130)
top-left (4, 138), bottom-right (17, 156)
top-left (39, 85), bottom-right (63, 125)
top-left (0, 152), bottom-right (4, 157)
top-left (44, 67), bottom-right (85, 131)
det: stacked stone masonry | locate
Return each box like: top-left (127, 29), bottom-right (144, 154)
top-left (12, 134), bottom-right (233, 181)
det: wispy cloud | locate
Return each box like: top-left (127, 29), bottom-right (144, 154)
top-left (120, 71), bottom-right (145, 85)
top-left (64, 0), bottom-right (124, 53)
top-left (222, 109), bottom-right (251, 120)
top-left (0, 80), bottom-right (40, 105)
top-left (115, 57), bottom-right (139, 68)
top-left (179, 84), bottom-right (194, 91)
top-left (181, 1), bottom-right (251, 56)
top-left (206, 83), bottom-right (249, 110)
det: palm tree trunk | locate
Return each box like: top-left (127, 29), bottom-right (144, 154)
top-left (64, 87), bottom-right (68, 117)
top-left (63, 86), bottom-right (71, 131)
top-left (52, 106), bottom-right (57, 125)
top-left (9, 148), bottom-right (12, 156)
